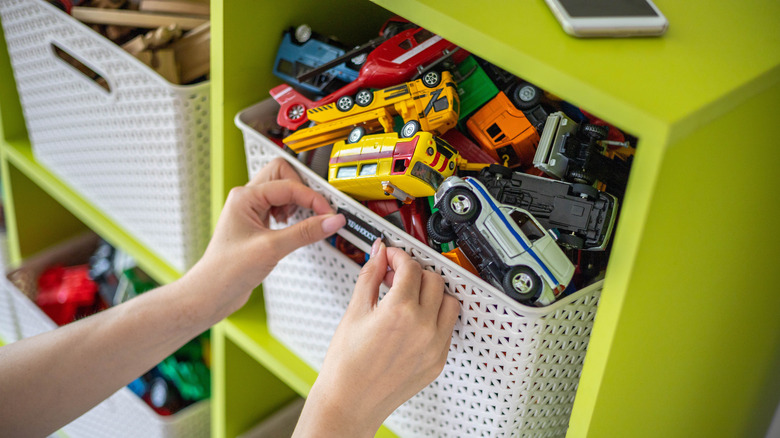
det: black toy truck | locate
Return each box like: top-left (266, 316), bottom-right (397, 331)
top-left (477, 164), bottom-right (618, 250)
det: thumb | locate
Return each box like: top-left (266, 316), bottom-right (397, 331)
top-left (350, 239), bottom-right (388, 312)
top-left (268, 213), bottom-right (346, 260)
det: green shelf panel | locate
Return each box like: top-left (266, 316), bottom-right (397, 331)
top-left (371, 0), bottom-right (780, 139)
top-left (1, 152), bottom-right (90, 265)
top-left (1, 139), bottom-right (181, 285)
top-left (221, 293), bottom-right (397, 438)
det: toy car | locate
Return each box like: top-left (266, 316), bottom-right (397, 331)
top-left (328, 129), bottom-right (460, 203)
top-left (465, 91), bottom-right (540, 169)
top-left (272, 25), bottom-right (362, 96)
top-left (283, 70), bottom-right (460, 153)
top-left (474, 56), bottom-right (544, 112)
top-left (365, 198), bottom-right (430, 245)
top-left (477, 164), bottom-right (618, 250)
top-left (533, 111), bottom-right (632, 197)
top-left (427, 176), bottom-right (574, 306)
top-left (272, 25), bottom-right (466, 130)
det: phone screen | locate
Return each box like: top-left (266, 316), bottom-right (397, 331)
top-left (556, 0), bottom-right (659, 17)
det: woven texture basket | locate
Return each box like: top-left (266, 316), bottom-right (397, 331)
top-left (1, 234), bottom-right (210, 437)
top-left (0, 0), bottom-right (210, 273)
top-left (236, 100), bottom-right (602, 438)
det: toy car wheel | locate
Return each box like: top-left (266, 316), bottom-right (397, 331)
top-left (582, 124), bottom-right (609, 140)
top-left (488, 164), bottom-right (514, 179)
top-left (441, 188), bottom-right (480, 224)
top-left (149, 376), bottom-right (182, 411)
top-left (293, 24), bottom-right (312, 44)
top-left (347, 53), bottom-right (367, 69)
top-left (421, 70), bottom-right (441, 88)
top-left (502, 266), bottom-right (541, 303)
top-left (400, 120), bottom-right (421, 138)
top-left (510, 82), bottom-right (542, 110)
top-left (427, 210), bottom-right (457, 243)
top-left (571, 183), bottom-right (599, 200)
top-left (569, 169), bottom-right (594, 185)
top-left (346, 126), bottom-right (365, 144)
top-left (557, 233), bottom-right (585, 249)
top-left (287, 104), bottom-right (306, 121)
top-left (355, 89), bottom-right (374, 107)
top-left (336, 95), bottom-right (354, 112)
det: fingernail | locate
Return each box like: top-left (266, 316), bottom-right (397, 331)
top-left (370, 238), bottom-right (382, 258)
top-left (321, 213), bottom-right (346, 235)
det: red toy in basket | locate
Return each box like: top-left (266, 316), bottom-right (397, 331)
top-left (36, 265), bottom-right (102, 325)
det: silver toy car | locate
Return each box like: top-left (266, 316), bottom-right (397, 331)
top-left (428, 176), bottom-right (575, 306)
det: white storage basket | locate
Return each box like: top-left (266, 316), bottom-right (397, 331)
top-left (236, 99), bottom-right (603, 438)
top-left (2, 235), bottom-right (210, 437)
top-left (0, 0), bottom-right (210, 273)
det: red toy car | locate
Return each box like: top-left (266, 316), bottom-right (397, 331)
top-left (272, 26), bottom-right (467, 130)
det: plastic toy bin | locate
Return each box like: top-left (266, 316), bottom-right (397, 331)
top-left (0, 0), bottom-right (210, 273)
top-left (236, 99), bottom-right (603, 438)
top-left (2, 233), bottom-right (210, 437)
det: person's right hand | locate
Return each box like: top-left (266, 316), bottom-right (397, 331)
top-left (293, 240), bottom-right (461, 437)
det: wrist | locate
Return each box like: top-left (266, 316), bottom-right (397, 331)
top-left (178, 258), bottom-right (244, 326)
top-left (294, 380), bottom-right (383, 438)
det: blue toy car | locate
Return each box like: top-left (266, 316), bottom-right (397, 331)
top-left (273, 25), bottom-right (362, 96)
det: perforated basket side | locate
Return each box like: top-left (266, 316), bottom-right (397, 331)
top-left (0, 0), bottom-right (211, 272)
top-left (237, 100), bottom-right (602, 437)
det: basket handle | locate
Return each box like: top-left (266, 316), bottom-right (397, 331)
top-left (49, 41), bottom-right (114, 95)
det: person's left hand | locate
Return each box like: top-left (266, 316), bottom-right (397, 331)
top-left (188, 157), bottom-right (346, 321)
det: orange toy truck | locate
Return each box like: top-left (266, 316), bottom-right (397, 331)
top-left (465, 91), bottom-right (539, 169)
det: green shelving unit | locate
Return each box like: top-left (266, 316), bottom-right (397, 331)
top-left (3, 0), bottom-right (780, 437)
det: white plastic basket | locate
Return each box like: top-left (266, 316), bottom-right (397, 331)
top-left (0, 0), bottom-right (210, 273)
top-left (2, 235), bottom-right (210, 437)
top-left (236, 99), bottom-right (603, 438)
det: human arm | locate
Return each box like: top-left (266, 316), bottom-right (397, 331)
top-left (293, 240), bottom-right (461, 437)
top-left (0, 158), bottom-right (346, 437)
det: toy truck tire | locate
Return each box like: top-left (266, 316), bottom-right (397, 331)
top-left (582, 123), bottom-right (609, 140)
top-left (488, 163), bottom-right (513, 178)
top-left (441, 188), bottom-right (481, 224)
top-left (571, 183), bottom-right (599, 200)
top-left (421, 70), bottom-right (441, 88)
top-left (510, 81), bottom-right (542, 110)
top-left (569, 169), bottom-right (594, 185)
top-left (336, 95), bottom-right (354, 112)
top-left (293, 24), bottom-right (312, 44)
top-left (355, 89), bottom-right (374, 107)
top-left (400, 120), bottom-right (421, 138)
top-left (503, 266), bottom-right (542, 303)
top-left (346, 126), bottom-right (366, 144)
top-left (427, 210), bottom-right (457, 243)
top-left (557, 233), bottom-right (585, 250)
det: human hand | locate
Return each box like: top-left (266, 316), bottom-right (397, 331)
top-left (293, 240), bottom-right (461, 437)
top-left (188, 157), bottom-right (346, 321)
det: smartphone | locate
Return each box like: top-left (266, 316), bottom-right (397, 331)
top-left (544, 0), bottom-right (669, 37)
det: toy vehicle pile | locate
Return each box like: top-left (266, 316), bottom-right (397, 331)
top-left (265, 17), bottom-right (636, 307)
top-left (22, 238), bottom-right (210, 415)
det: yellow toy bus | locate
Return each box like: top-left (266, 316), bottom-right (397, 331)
top-left (328, 128), bottom-right (461, 203)
top-left (284, 70), bottom-right (460, 153)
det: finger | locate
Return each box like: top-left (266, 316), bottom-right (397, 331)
top-left (384, 248), bottom-right (423, 304)
top-left (246, 180), bottom-right (334, 217)
top-left (350, 239), bottom-right (388, 312)
top-left (437, 293), bottom-right (460, 338)
top-left (266, 213), bottom-right (346, 260)
top-left (418, 270), bottom-right (445, 310)
top-left (246, 157), bottom-right (301, 186)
